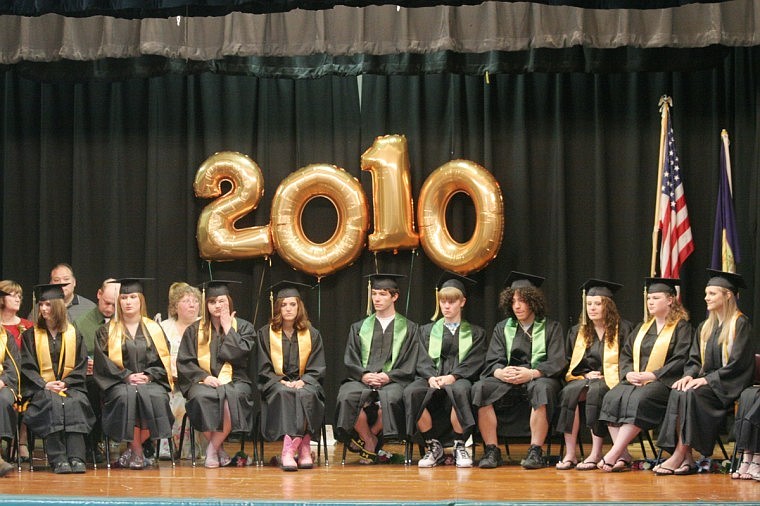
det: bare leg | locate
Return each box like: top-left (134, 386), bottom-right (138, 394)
top-left (600, 423), bottom-right (638, 471)
top-left (417, 409), bottom-right (433, 433)
top-left (450, 408), bottom-right (463, 434)
top-left (354, 408), bottom-right (378, 453)
top-left (529, 406), bottom-right (548, 447)
top-left (478, 405), bottom-right (497, 445)
top-left (560, 407), bottom-right (581, 465)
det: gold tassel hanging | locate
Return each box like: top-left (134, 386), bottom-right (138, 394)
top-left (430, 287), bottom-right (440, 321)
top-left (269, 289), bottom-right (274, 319)
top-left (580, 288), bottom-right (587, 327)
top-left (643, 286), bottom-right (648, 323)
top-left (365, 278), bottom-right (372, 316)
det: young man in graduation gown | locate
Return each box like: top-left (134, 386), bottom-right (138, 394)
top-left (403, 272), bottom-right (487, 468)
top-left (471, 272), bottom-right (567, 469)
top-left (334, 273), bottom-right (419, 464)
top-left (177, 280), bottom-right (255, 468)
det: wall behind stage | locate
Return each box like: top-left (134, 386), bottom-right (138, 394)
top-left (2, 49), bottom-right (759, 416)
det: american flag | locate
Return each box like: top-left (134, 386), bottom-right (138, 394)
top-left (659, 115), bottom-right (694, 278)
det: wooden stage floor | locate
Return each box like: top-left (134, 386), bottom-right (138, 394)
top-left (5, 441), bottom-right (759, 505)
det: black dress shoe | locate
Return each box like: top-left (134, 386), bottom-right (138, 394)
top-left (69, 459), bottom-right (86, 474)
top-left (53, 461), bottom-right (72, 474)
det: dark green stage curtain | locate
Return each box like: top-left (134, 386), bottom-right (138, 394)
top-left (0, 0), bottom-right (728, 18)
top-left (2, 48), bottom-right (759, 416)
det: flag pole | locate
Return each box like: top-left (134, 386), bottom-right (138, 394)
top-left (650, 95), bottom-right (672, 277)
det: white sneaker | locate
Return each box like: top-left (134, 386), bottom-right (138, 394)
top-left (418, 439), bottom-right (444, 468)
top-left (454, 441), bottom-right (472, 468)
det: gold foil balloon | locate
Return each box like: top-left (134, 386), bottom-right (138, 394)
top-left (270, 164), bottom-right (370, 278)
top-left (361, 134), bottom-right (420, 252)
top-left (417, 160), bottom-right (504, 275)
top-left (194, 151), bottom-right (274, 260)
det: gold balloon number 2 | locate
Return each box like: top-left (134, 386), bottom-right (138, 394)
top-left (194, 134), bottom-right (504, 277)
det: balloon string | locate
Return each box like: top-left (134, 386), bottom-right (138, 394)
top-left (252, 262), bottom-right (268, 329)
top-left (405, 250), bottom-right (416, 315)
top-left (317, 280), bottom-right (322, 329)
top-left (206, 261), bottom-right (214, 281)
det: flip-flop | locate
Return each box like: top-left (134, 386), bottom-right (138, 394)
top-left (612, 458), bottom-right (632, 472)
top-left (674, 463), bottom-right (698, 475)
top-left (654, 465), bottom-right (676, 476)
top-left (555, 459), bottom-right (577, 470)
top-left (576, 459), bottom-right (600, 471)
top-left (597, 457), bottom-right (614, 472)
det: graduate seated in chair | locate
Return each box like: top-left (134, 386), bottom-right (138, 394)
top-left (20, 283), bottom-right (95, 474)
top-left (257, 281), bottom-right (326, 472)
top-left (0, 288), bottom-right (21, 477)
top-left (93, 278), bottom-right (174, 470)
top-left (177, 280), bottom-right (255, 469)
top-left (403, 272), bottom-right (486, 468)
top-left (471, 272), bottom-right (567, 470)
top-left (334, 273), bottom-right (419, 464)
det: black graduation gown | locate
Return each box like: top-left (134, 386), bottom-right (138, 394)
top-left (0, 336), bottom-right (20, 439)
top-left (257, 324), bottom-right (326, 441)
top-left (598, 318), bottom-right (692, 430)
top-left (403, 320), bottom-right (486, 440)
top-left (334, 315), bottom-right (419, 442)
top-left (735, 385), bottom-right (760, 453)
top-left (94, 324), bottom-right (174, 441)
top-left (658, 315), bottom-right (754, 456)
top-left (556, 320), bottom-right (633, 436)
top-left (20, 326), bottom-right (95, 438)
top-left (471, 318), bottom-right (566, 428)
top-left (177, 318), bottom-right (255, 433)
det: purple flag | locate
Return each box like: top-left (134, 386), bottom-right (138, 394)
top-left (711, 130), bottom-right (741, 272)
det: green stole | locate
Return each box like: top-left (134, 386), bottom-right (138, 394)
top-left (359, 313), bottom-right (408, 372)
top-left (428, 319), bottom-right (472, 369)
top-left (503, 318), bottom-right (546, 369)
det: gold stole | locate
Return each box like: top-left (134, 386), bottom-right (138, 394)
top-left (269, 328), bottom-right (311, 376)
top-left (107, 318), bottom-right (174, 390)
top-left (632, 319), bottom-right (677, 375)
top-left (0, 328), bottom-right (5, 373)
top-left (700, 311), bottom-right (742, 368)
top-left (198, 319), bottom-right (236, 384)
top-left (565, 325), bottom-right (620, 389)
top-left (34, 324), bottom-right (78, 394)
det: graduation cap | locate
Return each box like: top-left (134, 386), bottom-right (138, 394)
top-left (110, 278), bottom-right (151, 294)
top-left (706, 269), bottom-right (746, 294)
top-left (365, 273), bottom-right (405, 291)
top-left (581, 279), bottom-right (623, 299)
top-left (644, 277), bottom-right (679, 295)
top-left (198, 280), bottom-right (242, 298)
top-left (503, 271), bottom-right (545, 289)
top-left (33, 283), bottom-right (67, 302)
top-left (268, 281), bottom-right (313, 300)
top-left (431, 271), bottom-right (475, 321)
top-left (579, 279), bottom-right (622, 325)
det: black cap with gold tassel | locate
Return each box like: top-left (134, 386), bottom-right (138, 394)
top-left (431, 271), bottom-right (474, 321)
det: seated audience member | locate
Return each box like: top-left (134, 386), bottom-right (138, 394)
top-left (471, 272), bottom-right (567, 469)
top-left (334, 273), bottom-right (419, 464)
top-left (48, 264), bottom-right (96, 323)
top-left (158, 282), bottom-right (201, 459)
top-left (177, 280), bottom-right (255, 468)
top-left (0, 289), bottom-right (21, 477)
top-left (94, 279), bottom-right (174, 470)
top-left (20, 283), bottom-right (95, 474)
top-left (655, 270), bottom-right (754, 475)
top-left (597, 277), bottom-right (692, 472)
top-left (403, 272), bottom-right (486, 468)
top-left (1, 279), bottom-right (34, 462)
top-left (257, 281), bottom-right (326, 471)
top-left (556, 279), bottom-right (632, 470)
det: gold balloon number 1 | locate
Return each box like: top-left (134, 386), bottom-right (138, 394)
top-left (194, 134), bottom-right (504, 277)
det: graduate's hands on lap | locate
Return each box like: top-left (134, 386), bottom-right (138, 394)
top-left (626, 371), bottom-right (656, 386)
top-left (281, 379), bottom-right (305, 389)
top-left (128, 372), bottom-right (150, 385)
top-left (203, 375), bottom-right (222, 387)
top-left (585, 371), bottom-right (603, 380)
top-left (362, 372), bottom-right (390, 388)
top-left (672, 375), bottom-right (706, 391)
top-left (429, 375), bottom-right (456, 389)
top-left (45, 380), bottom-right (67, 394)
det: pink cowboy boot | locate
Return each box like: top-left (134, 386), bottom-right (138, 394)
top-left (298, 433), bottom-right (313, 469)
top-left (281, 435), bottom-right (301, 472)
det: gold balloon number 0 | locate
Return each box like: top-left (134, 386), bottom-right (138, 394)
top-left (194, 135), bottom-right (504, 277)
